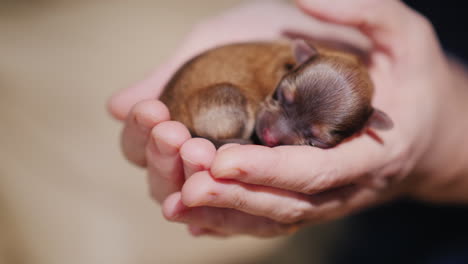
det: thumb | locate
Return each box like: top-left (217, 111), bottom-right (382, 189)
top-left (295, 0), bottom-right (429, 57)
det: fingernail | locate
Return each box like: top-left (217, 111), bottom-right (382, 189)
top-left (170, 211), bottom-right (184, 221)
top-left (163, 195), bottom-right (190, 221)
top-left (169, 205), bottom-right (186, 220)
top-left (154, 136), bottom-right (180, 156)
top-left (181, 155), bottom-right (204, 170)
top-left (184, 190), bottom-right (219, 207)
top-left (213, 168), bottom-right (244, 179)
top-left (181, 156), bottom-right (205, 180)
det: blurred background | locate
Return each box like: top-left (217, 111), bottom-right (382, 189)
top-left (0, 0), bottom-right (341, 263)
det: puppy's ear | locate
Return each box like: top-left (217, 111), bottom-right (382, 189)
top-left (292, 39), bottom-right (318, 64)
top-left (367, 108), bottom-right (393, 130)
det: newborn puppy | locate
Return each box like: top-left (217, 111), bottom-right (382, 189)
top-left (256, 40), bottom-right (393, 148)
top-left (160, 42), bottom-right (296, 147)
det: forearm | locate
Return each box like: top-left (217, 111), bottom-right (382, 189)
top-left (412, 58), bottom-right (468, 203)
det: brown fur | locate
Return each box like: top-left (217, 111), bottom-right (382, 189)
top-left (160, 42), bottom-right (296, 145)
top-left (256, 39), bottom-right (383, 148)
top-left (161, 40), bottom-right (391, 148)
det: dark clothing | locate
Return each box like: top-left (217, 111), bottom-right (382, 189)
top-left (328, 2), bottom-right (468, 263)
top-left (329, 201), bottom-right (468, 264)
top-left (405, 0), bottom-right (468, 62)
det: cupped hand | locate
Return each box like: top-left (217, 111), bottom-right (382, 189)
top-left (107, 0), bottom-right (370, 236)
top-left (162, 0), bottom-right (468, 236)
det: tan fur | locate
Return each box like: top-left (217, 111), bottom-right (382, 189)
top-left (160, 42), bottom-right (295, 142)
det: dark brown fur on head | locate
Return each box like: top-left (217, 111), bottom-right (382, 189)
top-left (256, 40), bottom-right (392, 148)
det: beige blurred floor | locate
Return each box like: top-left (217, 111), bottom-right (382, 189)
top-left (0, 1), bottom-right (339, 263)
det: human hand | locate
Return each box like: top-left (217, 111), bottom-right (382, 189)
top-left (107, 0), bottom-right (369, 235)
top-left (162, 0), bottom-right (468, 237)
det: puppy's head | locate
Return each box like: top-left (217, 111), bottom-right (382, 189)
top-left (256, 40), bottom-right (392, 148)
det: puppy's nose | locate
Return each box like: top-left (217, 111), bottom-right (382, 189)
top-left (261, 128), bottom-right (279, 147)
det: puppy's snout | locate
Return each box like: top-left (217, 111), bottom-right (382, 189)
top-left (261, 128), bottom-right (279, 147)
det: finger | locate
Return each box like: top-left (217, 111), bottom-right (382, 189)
top-left (163, 192), bottom-right (296, 237)
top-left (121, 100), bottom-right (170, 167)
top-left (146, 121), bottom-right (191, 202)
top-left (182, 171), bottom-right (314, 224)
top-left (182, 173), bottom-right (388, 225)
top-left (180, 138), bottom-right (216, 179)
top-left (211, 134), bottom-right (402, 195)
top-left (295, 0), bottom-right (432, 57)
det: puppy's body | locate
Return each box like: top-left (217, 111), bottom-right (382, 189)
top-left (160, 42), bottom-right (295, 145)
top-left (161, 40), bottom-right (392, 148)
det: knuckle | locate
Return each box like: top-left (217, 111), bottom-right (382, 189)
top-left (223, 184), bottom-right (247, 209)
top-left (262, 173), bottom-right (280, 186)
top-left (303, 168), bottom-right (340, 195)
top-left (275, 204), bottom-right (307, 224)
top-left (231, 193), bottom-right (247, 210)
top-left (379, 144), bottom-right (413, 183)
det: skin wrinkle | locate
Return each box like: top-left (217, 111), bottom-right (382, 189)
top-left (253, 187), bottom-right (312, 223)
top-left (254, 182), bottom-right (311, 223)
top-left (227, 183), bottom-right (249, 210)
top-left (211, 174), bottom-right (314, 224)
top-left (273, 203), bottom-right (308, 224)
top-left (282, 199), bottom-right (311, 223)
top-left (305, 167), bottom-right (343, 195)
top-left (274, 206), bottom-right (304, 224)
